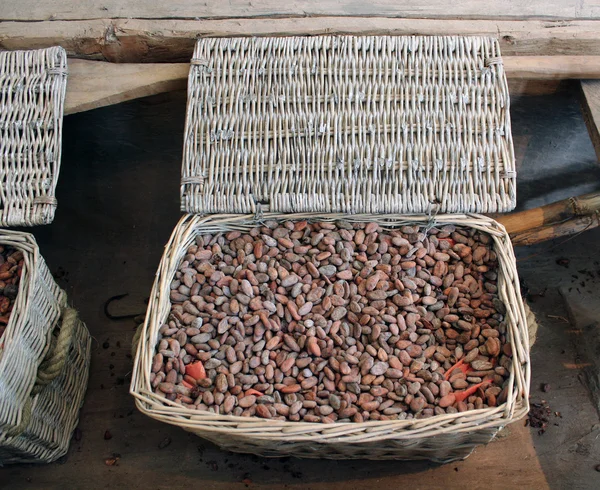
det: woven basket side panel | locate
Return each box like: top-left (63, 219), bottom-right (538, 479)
top-left (182, 36), bottom-right (516, 215)
top-left (0, 244), bottom-right (63, 435)
top-left (0, 317), bottom-right (90, 464)
top-left (185, 426), bottom-right (496, 462)
top-left (0, 47), bottom-right (67, 226)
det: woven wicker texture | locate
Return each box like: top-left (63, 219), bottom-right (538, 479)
top-left (0, 47), bottom-right (67, 226)
top-left (0, 230), bottom-right (90, 464)
top-left (0, 303), bottom-right (90, 464)
top-left (182, 36), bottom-right (516, 215)
top-left (131, 213), bottom-right (530, 462)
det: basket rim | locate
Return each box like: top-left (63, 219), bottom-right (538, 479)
top-left (130, 212), bottom-right (531, 441)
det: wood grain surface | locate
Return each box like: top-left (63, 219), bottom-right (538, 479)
top-left (2, 17), bottom-right (600, 63)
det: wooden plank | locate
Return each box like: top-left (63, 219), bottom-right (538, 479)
top-left (2, 0), bottom-right (599, 22)
top-left (496, 192), bottom-right (600, 246)
top-left (3, 17), bottom-right (600, 63)
top-left (504, 56), bottom-right (600, 79)
top-left (507, 80), bottom-right (568, 97)
top-left (2, 411), bottom-right (548, 488)
top-left (60, 60), bottom-right (588, 117)
top-left (59, 59), bottom-right (582, 117)
top-left (580, 80), bottom-right (600, 161)
top-left (65, 60), bottom-right (188, 115)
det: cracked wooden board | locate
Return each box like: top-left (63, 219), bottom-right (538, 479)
top-left (3, 17), bottom-right (600, 63)
top-left (2, 0), bottom-right (599, 21)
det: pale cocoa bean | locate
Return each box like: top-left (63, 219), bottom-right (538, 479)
top-left (385, 368), bottom-right (403, 379)
top-left (238, 395), bottom-right (256, 408)
top-left (329, 394), bottom-right (342, 410)
top-left (298, 301), bottom-right (313, 316)
top-left (331, 306), bottom-right (347, 321)
top-left (223, 395), bottom-right (236, 413)
top-left (370, 361), bottom-right (389, 376)
top-left (440, 381), bottom-right (452, 397)
top-left (471, 360), bottom-right (494, 371)
top-left (215, 374), bottom-right (228, 393)
top-left (319, 265), bottom-right (336, 276)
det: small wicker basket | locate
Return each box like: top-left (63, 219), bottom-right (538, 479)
top-left (0, 46), bottom-right (68, 227)
top-left (131, 36), bottom-right (530, 462)
top-left (0, 230), bottom-right (91, 464)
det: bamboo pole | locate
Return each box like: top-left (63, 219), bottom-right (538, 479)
top-left (495, 192), bottom-right (600, 246)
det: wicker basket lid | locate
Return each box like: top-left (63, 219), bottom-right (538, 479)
top-left (0, 46), bottom-right (67, 227)
top-left (181, 36), bottom-right (516, 215)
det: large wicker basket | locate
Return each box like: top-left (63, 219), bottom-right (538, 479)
top-left (131, 36), bottom-right (530, 462)
top-left (0, 46), bottom-right (67, 227)
top-left (0, 230), bottom-right (91, 464)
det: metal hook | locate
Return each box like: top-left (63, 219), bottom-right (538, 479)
top-left (104, 294), bottom-right (146, 321)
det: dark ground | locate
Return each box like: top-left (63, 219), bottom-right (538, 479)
top-left (1, 84), bottom-right (600, 489)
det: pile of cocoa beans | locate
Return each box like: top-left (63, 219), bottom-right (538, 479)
top-left (151, 220), bottom-right (512, 423)
top-left (0, 246), bottom-right (23, 340)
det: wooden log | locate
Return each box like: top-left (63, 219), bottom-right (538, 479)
top-left (2, 17), bottom-right (600, 63)
top-left (506, 216), bottom-right (600, 247)
top-left (579, 80), bottom-right (600, 161)
top-left (496, 192), bottom-right (600, 246)
top-left (2, 0), bottom-right (596, 21)
top-left (504, 57), bottom-right (600, 80)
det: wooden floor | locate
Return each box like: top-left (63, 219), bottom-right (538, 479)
top-left (2, 421), bottom-right (549, 489)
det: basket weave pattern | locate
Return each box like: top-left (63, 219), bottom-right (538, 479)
top-left (0, 230), bottom-right (90, 464)
top-left (0, 47), bottom-right (67, 226)
top-left (182, 36), bottom-right (516, 215)
top-left (131, 213), bottom-right (530, 462)
top-left (0, 303), bottom-right (90, 464)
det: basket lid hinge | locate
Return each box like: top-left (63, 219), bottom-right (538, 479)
top-left (251, 195), bottom-right (271, 224)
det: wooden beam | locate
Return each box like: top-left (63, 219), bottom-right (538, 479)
top-left (2, 17), bottom-right (600, 63)
top-left (65, 60), bottom-right (188, 115)
top-left (60, 57), bottom-right (592, 116)
top-left (2, 0), bottom-right (598, 22)
top-left (507, 80), bottom-right (569, 97)
top-left (505, 56), bottom-right (600, 79)
top-left (496, 192), bottom-right (600, 246)
top-left (580, 80), bottom-right (600, 161)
